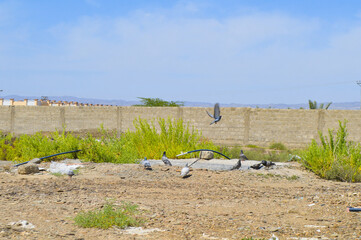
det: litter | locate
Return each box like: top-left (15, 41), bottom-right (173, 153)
top-left (48, 161), bottom-right (82, 175)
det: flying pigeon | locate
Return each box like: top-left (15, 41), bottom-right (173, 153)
top-left (240, 150), bottom-right (248, 161)
top-left (67, 170), bottom-right (75, 178)
top-left (142, 157), bottom-right (152, 170)
top-left (180, 163), bottom-right (190, 178)
top-left (261, 160), bottom-right (276, 169)
top-left (162, 151), bottom-right (172, 166)
top-left (206, 103), bottom-right (222, 125)
top-left (250, 163), bottom-right (264, 170)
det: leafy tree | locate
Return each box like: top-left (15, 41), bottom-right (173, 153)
top-left (308, 100), bottom-right (332, 110)
top-left (133, 97), bottom-right (184, 107)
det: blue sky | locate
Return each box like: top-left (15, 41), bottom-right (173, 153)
top-left (1, 0), bottom-right (361, 104)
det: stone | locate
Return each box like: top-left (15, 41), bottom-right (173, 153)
top-left (199, 151), bottom-right (214, 160)
top-left (28, 158), bottom-right (42, 164)
top-left (18, 164), bottom-right (39, 174)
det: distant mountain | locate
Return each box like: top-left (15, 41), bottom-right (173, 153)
top-left (2, 95), bottom-right (360, 110)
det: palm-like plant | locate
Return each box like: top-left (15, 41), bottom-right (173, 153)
top-left (308, 100), bottom-right (332, 110)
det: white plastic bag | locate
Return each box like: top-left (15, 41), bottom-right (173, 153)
top-left (48, 161), bottom-right (81, 174)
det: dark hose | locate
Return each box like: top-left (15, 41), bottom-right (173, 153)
top-left (347, 207), bottom-right (361, 212)
top-left (176, 149), bottom-right (230, 160)
top-left (14, 150), bottom-right (82, 167)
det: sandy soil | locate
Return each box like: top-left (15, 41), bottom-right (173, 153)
top-left (0, 160), bottom-right (361, 240)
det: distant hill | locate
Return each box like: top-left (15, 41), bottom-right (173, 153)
top-left (2, 95), bottom-right (360, 110)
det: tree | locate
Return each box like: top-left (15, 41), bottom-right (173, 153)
top-left (308, 100), bottom-right (332, 109)
top-left (133, 97), bottom-right (184, 107)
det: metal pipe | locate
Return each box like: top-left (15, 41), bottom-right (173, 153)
top-left (176, 149), bottom-right (230, 160)
top-left (14, 150), bottom-right (81, 167)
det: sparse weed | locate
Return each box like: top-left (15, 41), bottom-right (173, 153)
top-left (74, 201), bottom-right (143, 229)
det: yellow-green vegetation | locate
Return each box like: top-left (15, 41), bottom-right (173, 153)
top-left (302, 120), bottom-right (361, 182)
top-left (0, 117), bottom-right (221, 164)
top-left (269, 142), bottom-right (287, 150)
top-left (74, 201), bottom-right (143, 229)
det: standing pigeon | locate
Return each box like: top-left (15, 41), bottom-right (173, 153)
top-left (206, 103), bottom-right (222, 125)
top-left (230, 150), bottom-right (249, 170)
top-left (180, 163), bottom-right (190, 178)
top-left (67, 170), bottom-right (75, 179)
top-left (230, 159), bottom-right (242, 170)
top-left (162, 151), bottom-right (172, 166)
top-left (142, 157), bottom-right (152, 170)
top-left (261, 160), bottom-right (275, 169)
top-left (250, 162), bottom-right (264, 170)
top-left (240, 150), bottom-right (248, 161)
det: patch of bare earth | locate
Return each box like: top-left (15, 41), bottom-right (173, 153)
top-left (0, 161), bottom-right (361, 239)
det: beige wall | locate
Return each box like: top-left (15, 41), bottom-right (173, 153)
top-left (0, 106), bottom-right (358, 148)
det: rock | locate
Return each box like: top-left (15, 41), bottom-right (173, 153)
top-left (199, 151), bottom-right (214, 160)
top-left (28, 158), bottom-right (42, 164)
top-left (18, 164), bottom-right (39, 174)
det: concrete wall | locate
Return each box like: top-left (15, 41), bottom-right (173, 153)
top-left (0, 106), bottom-right (358, 148)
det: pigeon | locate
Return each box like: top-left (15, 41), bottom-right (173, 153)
top-left (230, 159), bottom-right (242, 170)
top-left (162, 151), bottom-right (172, 166)
top-left (261, 160), bottom-right (276, 169)
top-left (240, 150), bottom-right (248, 161)
top-left (180, 163), bottom-right (190, 178)
top-left (67, 170), bottom-right (75, 178)
top-left (206, 103), bottom-right (222, 125)
top-left (142, 157), bottom-right (152, 170)
top-left (230, 150), bottom-right (248, 170)
top-left (250, 162), bottom-right (264, 170)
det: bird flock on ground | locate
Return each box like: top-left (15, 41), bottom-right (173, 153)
top-left (140, 103), bottom-right (276, 178)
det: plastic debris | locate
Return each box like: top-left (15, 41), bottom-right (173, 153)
top-left (48, 161), bottom-right (81, 175)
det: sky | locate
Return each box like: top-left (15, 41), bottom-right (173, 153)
top-left (1, 0), bottom-right (361, 104)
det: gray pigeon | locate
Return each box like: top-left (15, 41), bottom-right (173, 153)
top-left (240, 150), bottom-right (248, 161)
top-left (162, 151), bottom-right (172, 166)
top-left (250, 162), bottom-right (263, 170)
top-left (230, 159), bottom-right (242, 170)
top-left (261, 160), bottom-right (275, 169)
top-left (230, 150), bottom-right (249, 170)
top-left (142, 157), bottom-right (152, 170)
top-left (67, 170), bottom-right (75, 178)
top-left (180, 163), bottom-right (190, 178)
top-left (206, 103), bottom-right (222, 125)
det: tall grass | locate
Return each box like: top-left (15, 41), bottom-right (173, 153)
top-left (302, 120), bottom-right (361, 182)
top-left (0, 117), bottom-right (223, 163)
top-left (128, 117), bottom-right (219, 159)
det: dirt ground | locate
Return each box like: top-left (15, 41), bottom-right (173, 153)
top-left (0, 160), bottom-right (361, 240)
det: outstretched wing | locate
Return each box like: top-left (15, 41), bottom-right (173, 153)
top-left (206, 110), bottom-right (214, 118)
top-left (214, 103), bottom-right (220, 118)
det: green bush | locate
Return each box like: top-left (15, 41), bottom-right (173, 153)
top-left (128, 117), bottom-right (221, 159)
top-left (0, 117), bottom-right (225, 163)
top-left (74, 201), bottom-right (142, 229)
top-left (302, 120), bottom-right (361, 182)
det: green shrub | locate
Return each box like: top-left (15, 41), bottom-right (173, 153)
top-left (128, 117), bottom-right (222, 159)
top-left (0, 117), bottom-right (226, 163)
top-left (74, 201), bottom-right (143, 229)
top-left (302, 120), bottom-right (361, 182)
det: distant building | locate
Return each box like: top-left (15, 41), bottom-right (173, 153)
top-left (0, 98), bottom-right (111, 106)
